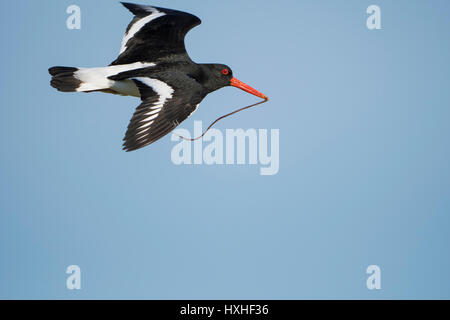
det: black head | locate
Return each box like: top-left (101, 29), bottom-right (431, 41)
top-left (199, 64), bottom-right (234, 93)
top-left (198, 63), bottom-right (268, 100)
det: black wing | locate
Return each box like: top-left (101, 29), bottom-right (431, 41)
top-left (111, 2), bottom-right (201, 66)
top-left (123, 74), bottom-right (205, 152)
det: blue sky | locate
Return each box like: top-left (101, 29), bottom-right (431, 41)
top-left (0, 0), bottom-right (449, 299)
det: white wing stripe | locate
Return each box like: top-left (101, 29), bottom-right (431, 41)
top-left (137, 121), bottom-right (154, 130)
top-left (120, 9), bottom-right (166, 54)
top-left (189, 104), bottom-right (200, 117)
top-left (143, 109), bottom-right (160, 116)
top-left (143, 114), bottom-right (159, 122)
top-left (133, 77), bottom-right (174, 104)
top-left (132, 77), bottom-right (174, 131)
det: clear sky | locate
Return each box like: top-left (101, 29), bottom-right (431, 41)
top-left (0, 0), bottom-right (449, 299)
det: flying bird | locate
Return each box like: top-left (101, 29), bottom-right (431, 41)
top-left (49, 2), bottom-right (268, 151)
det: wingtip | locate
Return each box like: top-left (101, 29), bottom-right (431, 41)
top-left (120, 2), bottom-right (134, 12)
top-left (120, 2), bottom-right (155, 15)
top-left (122, 142), bottom-right (137, 152)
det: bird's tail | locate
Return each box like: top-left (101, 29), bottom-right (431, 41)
top-left (49, 66), bottom-right (119, 93)
top-left (48, 66), bottom-right (83, 92)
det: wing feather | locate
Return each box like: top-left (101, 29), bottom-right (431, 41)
top-left (112, 3), bottom-right (201, 65)
top-left (122, 75), bottom-right (205, 151)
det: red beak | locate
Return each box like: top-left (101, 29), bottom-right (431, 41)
top-left (230, 78), bottom-right (269, 100)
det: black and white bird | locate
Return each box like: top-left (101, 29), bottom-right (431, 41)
top-left (49, 2), bottom-right (268, 151)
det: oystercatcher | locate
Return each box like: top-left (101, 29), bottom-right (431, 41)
top-left (49, 2), bottom-right (268, 151)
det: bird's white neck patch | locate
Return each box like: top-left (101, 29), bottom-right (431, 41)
top-left (120, 9), bottom-right (166, 54)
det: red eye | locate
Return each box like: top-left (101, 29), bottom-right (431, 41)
top-left (222, 69), bottom-right (229, 75)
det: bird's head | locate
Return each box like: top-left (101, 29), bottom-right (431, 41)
top-left (200, 64), bottom-right (268, 100)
